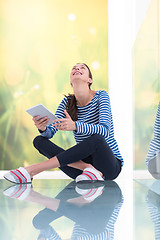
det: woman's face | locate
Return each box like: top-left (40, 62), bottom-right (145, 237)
top-left (70, 63), bottom-right (92, 87)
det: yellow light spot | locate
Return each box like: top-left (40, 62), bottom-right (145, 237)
top-left (34, 85), bottom-right (40, 90)
top-left (89, 27), bottom-right (96, 35)
top-left (68, 13), bottom-right (76, 21)
top-left (91, 61), bottom-right (100, 70)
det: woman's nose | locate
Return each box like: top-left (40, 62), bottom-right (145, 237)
top-left (75, 67), bottom-right (80, 70)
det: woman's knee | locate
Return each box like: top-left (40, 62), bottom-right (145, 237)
top-left (33, 135), bottom-right (45, 150)
top-left (91, 134), bottom-right (106, 144)
top-left (32, 212), bottom-right (49, 229)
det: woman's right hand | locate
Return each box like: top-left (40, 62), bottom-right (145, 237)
top-left (32, 116), bottom-right (49, 132)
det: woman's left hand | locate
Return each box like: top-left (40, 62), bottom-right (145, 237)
top-left (52, 110), bottom-right (77, 131)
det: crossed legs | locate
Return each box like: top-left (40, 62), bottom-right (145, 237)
top-left (26, 135), bottom-right (121, 180)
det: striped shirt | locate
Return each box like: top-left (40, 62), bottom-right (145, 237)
top-left (71, 198), bottom-right (124, 240)
top-left (146, 101), bottom-right (160, 165)
top-left (40, 90), bottom-right (124, 165)
top-left (41, 195), bottom-right (124, 240)
top-left (146, 196), bottom-right (160, 240)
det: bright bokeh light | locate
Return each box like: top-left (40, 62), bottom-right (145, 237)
top-left (91, 61), bottom-right (100, 70)
top-left (68, 13), bottom-right (76, 21)
top-left (34, 85), bottom-right (40, 90)
top-left (89, 27), bottom-right (97, 35)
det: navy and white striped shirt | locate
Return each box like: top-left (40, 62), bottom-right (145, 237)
top-left (40, 90), bottom-right (124, 165)
top-left (71, 198), bottom-right (124, 240)
top-left (146, 195), bottom-right (160, 240)
top-left (146, 101), bottom-right (160, 165)
top-left (39, 196), bottom-right (124, 240)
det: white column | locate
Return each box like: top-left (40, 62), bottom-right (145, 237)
top-left (108, 1), bottom-right (152, 239)
top-left (108, 0), bottom-right (152, 178)
top-left (108, 0), bottom-right (134, 179)
top-left (108, 2), bottom-right (134, 239)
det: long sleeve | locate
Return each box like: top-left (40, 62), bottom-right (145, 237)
top-left (146, 101), bottom-right (160, 165)
top-left (75, 91), bottom-right (111, 138)
top-left (153, 101), bottom-right (160, 139)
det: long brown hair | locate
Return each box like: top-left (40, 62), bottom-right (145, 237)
top-left (65, 63), bottom-right (93, 121)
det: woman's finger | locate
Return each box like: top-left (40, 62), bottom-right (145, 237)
top-left (32, 115), bottom-right (40, 122)
top-left (52, 118), bottom-right (62, 123)
top-left (35, 118), bottom-right (49, 128)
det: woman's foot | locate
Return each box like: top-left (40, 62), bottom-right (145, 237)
top-left (3, 183), bottom-right (32, 200)
top-left (24, 166), bottom-right (34, 178)
top-left (85, 164), bottom-right (103, 178)
top-left (75, 184), bottom-right (104, 202)
top-left (75, 167), bottom-right (104, 183)
top-left (3, 167), bottom-right (32, 184)
top-left (67, 183), bottom-right (104, 205)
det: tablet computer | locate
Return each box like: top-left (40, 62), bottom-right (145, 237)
top-left (26, 104), bottom-right (57, 125)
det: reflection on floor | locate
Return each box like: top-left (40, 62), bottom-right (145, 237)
top-left (134, 179), bottom-right (160, 240)
top-left (0, 177), bottom-right (159, 240)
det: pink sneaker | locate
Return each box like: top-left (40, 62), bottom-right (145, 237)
top-left (76, 185), bottom-right (104, 202)
top-left (3, 184), bottom-right (32, 200)
top-left (75, 167), bottom-right (104, 183)
top-left (3, 167), bottom-right (32, 184)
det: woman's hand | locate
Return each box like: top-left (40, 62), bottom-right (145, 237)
top-left (32, 116), bottom-right (49, 132)
top-left (52, 110), bottom-right (76, 131)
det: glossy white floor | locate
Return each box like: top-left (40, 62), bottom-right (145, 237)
top-left (0, 170), bottom-right (159, 240)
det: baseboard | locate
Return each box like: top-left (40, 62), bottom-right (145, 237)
top-left (0, 170), bottom-right (71, 179)
top-left (0, 170), bottom-right (154, 180)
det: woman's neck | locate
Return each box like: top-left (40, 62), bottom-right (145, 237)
top-left (73, 85), bottom-right (96, 107)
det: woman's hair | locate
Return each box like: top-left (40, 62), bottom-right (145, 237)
top-left (65, 63), bottom-right (92, 121)
top-left (83, 63), bottom-right (92, 89)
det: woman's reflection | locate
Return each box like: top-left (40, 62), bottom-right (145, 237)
top-left (4, 181), bottom-right (123, 240)
top-left (146, 180), bottom-right (160, 240)
top-left (146, 101), bottom-right (160, 179)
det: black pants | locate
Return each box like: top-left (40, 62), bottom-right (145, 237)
top-left (33, 134), bottom-right (122, 180)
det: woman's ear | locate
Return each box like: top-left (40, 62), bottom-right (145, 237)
top-left (88, 78), bottom-right (92, 84)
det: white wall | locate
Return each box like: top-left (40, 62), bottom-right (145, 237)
top-left (108, 2), bottom-right (152, 239)
top-left (108, 0), bottom-right (152, 178)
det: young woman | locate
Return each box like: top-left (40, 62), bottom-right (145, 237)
top-left (4, 63), bottom-right (124, 184)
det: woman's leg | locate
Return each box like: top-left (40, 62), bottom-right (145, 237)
top-left (33, 136), bottom-right (104, 177)
top-left (90, 135), bottom-right (122, 180)
top-left (56, 134), bottom-right (122, 180)
top-left (32, 136), bottom-right (84, 179)
top-left (33, 135), bottom-right (64, 158)
top-left (26, 135), bottom-right (121, 180)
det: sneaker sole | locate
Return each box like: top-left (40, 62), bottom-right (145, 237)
top-left (4, 176), bottom-right (32, 184)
